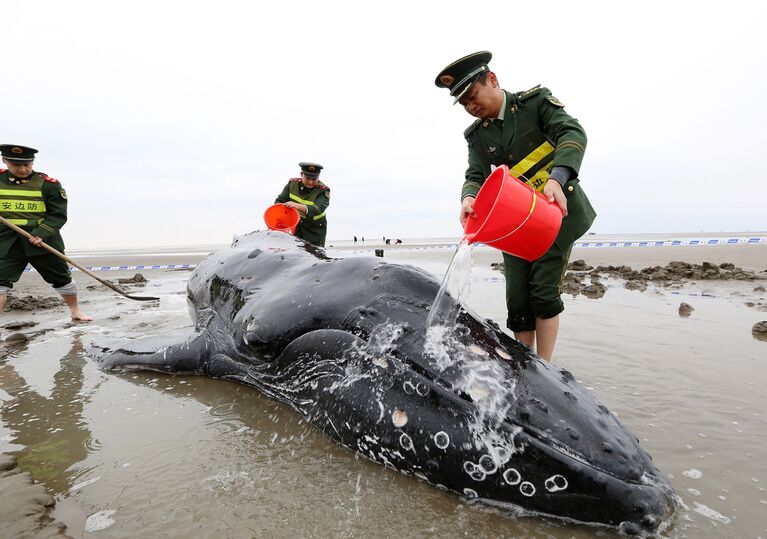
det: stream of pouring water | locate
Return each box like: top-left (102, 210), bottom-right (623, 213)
top-left (424, 237), bottom-right (475, 329)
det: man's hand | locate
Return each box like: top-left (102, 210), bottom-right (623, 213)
top-left (29, 236), bottom-right (44, 247)
top-left (460, 196), bottom-right (477, 228)
top-left (283, 201), bottom-right (308, 216)
top-left (543, 180), bottom-right (568, 217)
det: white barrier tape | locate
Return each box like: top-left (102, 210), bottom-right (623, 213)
top-left (24, 264), bottom-right (198, 273)
top-left (573, 237), bottom-right (767, 248)
top-left (20, 236), bottom-right (767, 273)
top-left (347, 236), bottom-right (767, 252)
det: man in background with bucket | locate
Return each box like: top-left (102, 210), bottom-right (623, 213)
top-left (0, 144), bottom-right (92, 321)
top-left (435, 51), bottom-right (596, 361)
top-left (274, 162), bottom-right (330, 247)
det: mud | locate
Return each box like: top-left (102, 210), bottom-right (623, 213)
top-left (492, 259), bottom-right (767, 301)
top-left (116, 273), bottom-right (147, 285)
top-left (3, 295), bottom-right (63, 312)
top-left (678, 302), bottom-right (695, 317)
top-left (752, 321), bottom-right (767, 341)
top-left (0, 454), bottom-right (72, 538)
top-left (2, 320), bottom-right (39, 330)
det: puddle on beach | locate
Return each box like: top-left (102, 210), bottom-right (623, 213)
top-left (1, 256), bottom-right (766, 538)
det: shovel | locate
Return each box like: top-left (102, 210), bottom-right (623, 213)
top-left (0, 215), bottom-right (159, 302)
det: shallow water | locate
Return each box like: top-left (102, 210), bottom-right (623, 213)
top-left (1, 253), bottom-right (766, 538)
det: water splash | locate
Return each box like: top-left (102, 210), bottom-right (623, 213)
top-left (425, 238), bottom-right (474, 329)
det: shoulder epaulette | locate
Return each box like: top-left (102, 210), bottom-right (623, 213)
top-left (38, 172), bottom-right (60, 183)
top-left (318, 182), bottom-right (329, 190)
top-left (463, 119), bottom-right (482, 138)
top-left (517, 84), bottom-right (542, 101)
top-left (289, 177), bottom-right (301, 182)
top-left (0, 169), bottom-right (6, 174)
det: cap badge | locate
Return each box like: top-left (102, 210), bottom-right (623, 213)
top-left (309, 166), bottom-right (316, 171)
top-left (11, 147), bottom-right (23, 154)
top-left (439, 75), bottom-right (454, 86)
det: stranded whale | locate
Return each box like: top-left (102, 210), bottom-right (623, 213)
top-left (94, 230), bottom-right (676, 534)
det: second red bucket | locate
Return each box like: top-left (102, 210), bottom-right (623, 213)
top-left (463, 165), bottom-right (563, 261)
top-left (264, 204), bottom-right (301, 234)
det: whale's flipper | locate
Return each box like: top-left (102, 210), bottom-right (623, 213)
top-left (96, 330), bottom-right (211, 374)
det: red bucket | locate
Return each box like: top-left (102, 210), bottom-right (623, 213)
top-left (464, 165), bottom-right (563, 261)
top-left (264, 204), bottom-right (300, 234)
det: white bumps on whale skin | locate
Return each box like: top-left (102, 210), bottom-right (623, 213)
top-left (392, 409), bottom-right (408, 427)
top-left (468, 344), bottom-right (487, 356)
top-left (463, 461), bottom-right (487, 482)
top-left (399, 433), bottom-right (414, 451)
top-left (503, 468), bottom-right (522, 485)
top-left (478, 455), bottom-right (498, 474)
top-left (434, 431), bottom-right (450, 449)
top-left (520, 481), bottom-right (536, 497)
top-left (495, 347), bottom-right (511, 360)
top-left (545, 474), bottom-right (568, 492)
top-left (372, 356), bottom-right (388, 369)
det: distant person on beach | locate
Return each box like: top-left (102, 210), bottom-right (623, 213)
top-left (435, 51), bottom-right (596, 360)
top-left (275, 162), bottom-right (330, 247)
top-left (0, 144), bottom-right (92, 321)
top-left (354, 235), bottom-right (357, 244)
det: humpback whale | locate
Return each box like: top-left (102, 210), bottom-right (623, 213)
top-left (94, 230), bottom-right (676, 535)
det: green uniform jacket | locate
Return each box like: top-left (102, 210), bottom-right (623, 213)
top-left (275, 178), bottom-right (330, 247)
top-left (463, 86), bottom-right (596, 246)
top-left (0, 169), bottom-right (68, 258)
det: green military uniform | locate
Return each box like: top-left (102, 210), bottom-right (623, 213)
top-left (0, 156), bottom-right (73, 292)
top-left (436, 52), bottom-right (596, 332)
top-left (275, 162), bottom-right (330, 247)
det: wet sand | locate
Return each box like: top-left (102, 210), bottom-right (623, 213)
top-left (1, 237), bottom-right (766, 538)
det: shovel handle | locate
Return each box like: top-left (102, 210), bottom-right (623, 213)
top-left (0, 216), bottom-right (159, 302)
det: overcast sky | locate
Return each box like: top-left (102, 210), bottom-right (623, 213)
top-left (3, 0), bottom-right (765, 249)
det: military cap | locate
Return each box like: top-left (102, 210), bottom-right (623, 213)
top-left (299, 162), bottom-right (323, 179)
top-left (0, 144), bottom-right (38, 162)
top-left (435, 51), bottom-right (493, 103)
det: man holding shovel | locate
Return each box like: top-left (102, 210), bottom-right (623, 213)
top-left (435, 52), bottom-right (596, 361)
top-left (0, 144), bottom-right (91, 321)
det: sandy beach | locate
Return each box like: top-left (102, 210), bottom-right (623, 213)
top-left (1, 233), bottom-right (766, 538)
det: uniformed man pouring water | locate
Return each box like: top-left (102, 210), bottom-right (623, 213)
top-left (435, 51), bottom-right (596, 361)
top-left (275, 162), bottom-right (330, 247)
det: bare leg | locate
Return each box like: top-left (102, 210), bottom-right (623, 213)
top-left (514, 330), bottom-right (535, 349)
top-left (534, 315), bottom-right (560, 361)
top-left (61, 295), bottom-right (93, 321)
top-left (0, 294), bottom-right (6, 312)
